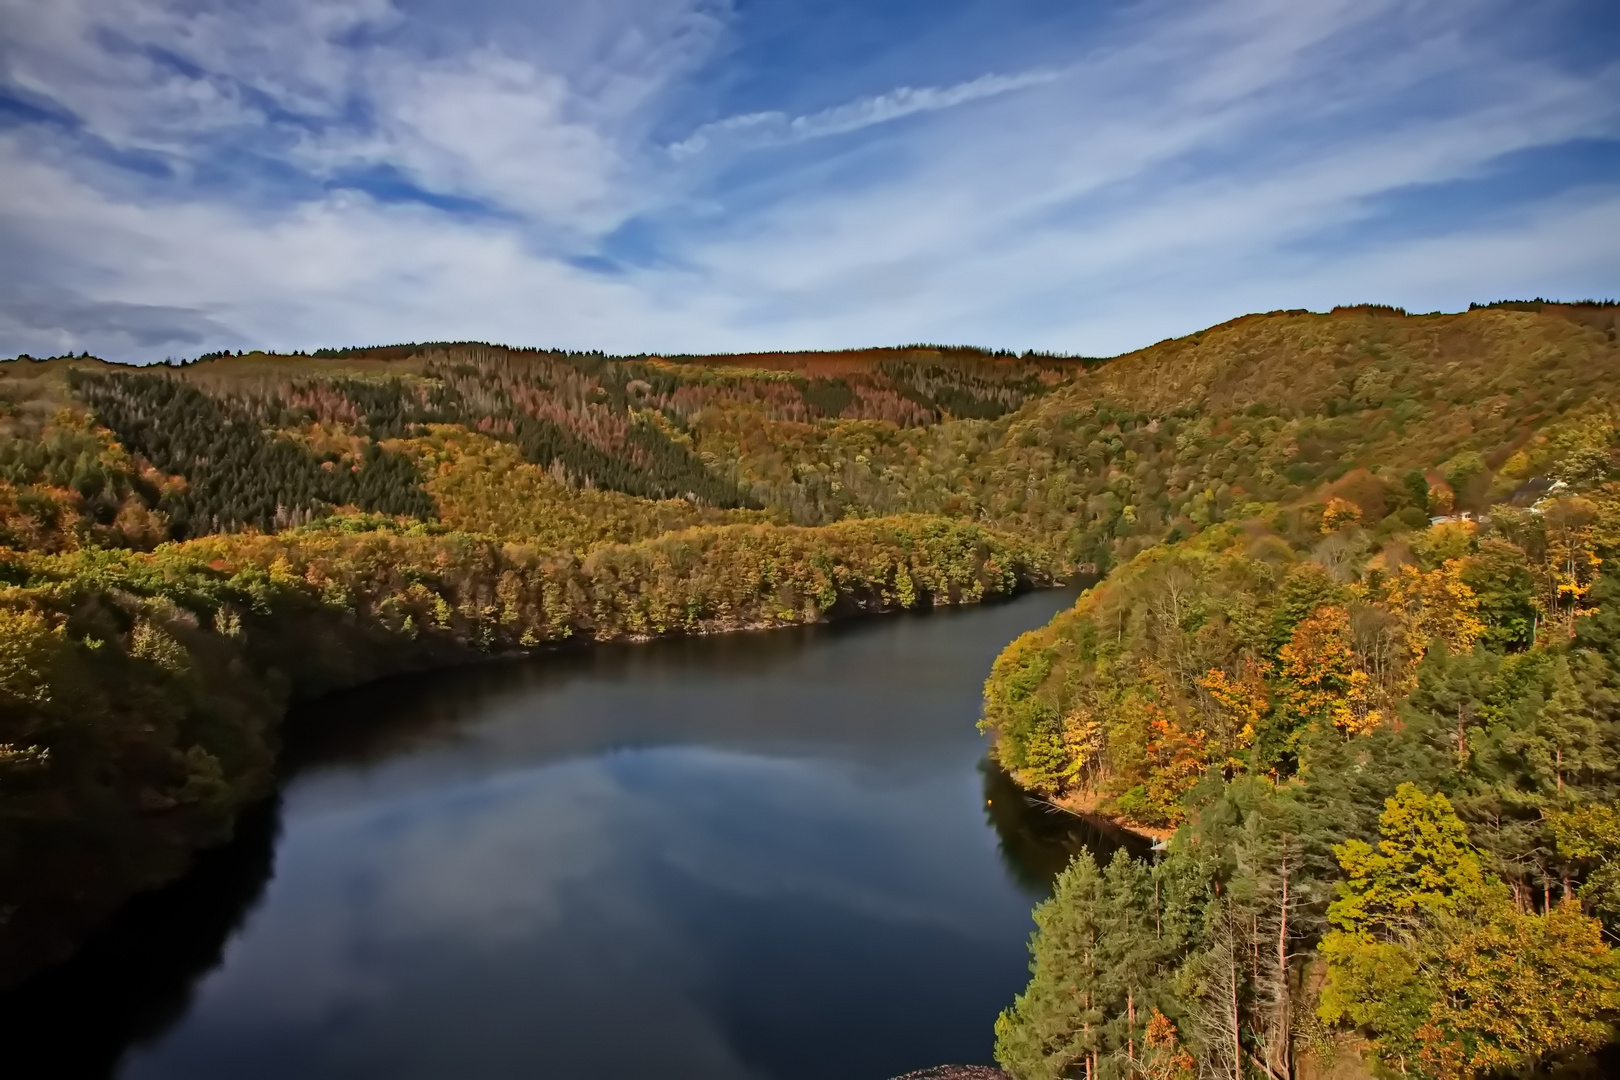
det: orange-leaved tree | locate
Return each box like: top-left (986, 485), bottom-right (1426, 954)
top-left (1277, 605), bottom-right (1382, 738)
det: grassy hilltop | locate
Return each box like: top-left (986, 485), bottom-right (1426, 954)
top-left (4, 301), bottom-right (1620, 1076)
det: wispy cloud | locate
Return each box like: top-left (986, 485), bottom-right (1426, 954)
top-left (666, 68), bottom-right (1063, 159)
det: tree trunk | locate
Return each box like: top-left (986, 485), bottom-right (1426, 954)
top-left (1229, 949), bottom-right (1242, 1080)
top-left (1274, 851), bottom-right (1292, 1080)
top-left (1195, 900), bottom-right (1245, 1080)
top-left (1128, 986), bottom-right (1136, 1070)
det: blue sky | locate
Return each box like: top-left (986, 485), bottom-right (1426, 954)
top-left (1, 0), bottom-right (1617, 362)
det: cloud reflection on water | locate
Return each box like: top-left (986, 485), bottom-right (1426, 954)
top-left (124, 745), bottom-right (1029, 1079)
top-left (118, 590), bottom-right (1099, 1080)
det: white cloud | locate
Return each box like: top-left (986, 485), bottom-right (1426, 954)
top-left (0, 0), bottom-right (395, 152)
top-left (322, 53), bottom-right (628, 225)
top-left (641, 0), bottom-right (1620, 349)
top-left (0, 139), bottom-right (647, 356)
top-left (1017, 190), bottom-right (1620, 358)
top-left (0, 0), bottom-right (719, 230)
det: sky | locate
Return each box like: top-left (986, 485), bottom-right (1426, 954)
top-left (1, 0), bottom-right (1617, 363)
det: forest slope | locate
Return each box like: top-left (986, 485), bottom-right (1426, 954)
top-left (981, 302), bottom-right (1620, 1079)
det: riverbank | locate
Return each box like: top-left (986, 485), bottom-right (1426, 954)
top-left (1049, 791), bottom-right (1174, 844)
top-left (988, 764), bottom-right (1174, 846)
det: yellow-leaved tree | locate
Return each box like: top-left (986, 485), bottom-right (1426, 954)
top-left (1319, 783), bottom-right (1620, 1079)
top-left (1382, 558), bottom-right (1486, 664)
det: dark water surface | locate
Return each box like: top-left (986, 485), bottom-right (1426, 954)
top-left (11, 589), bottom-right (1143, 1080)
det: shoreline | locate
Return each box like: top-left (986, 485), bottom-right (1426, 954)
top-left (1050, 790), bottom-right (1175, 844)
top-left (993, 767), bottom-right (1175, 846)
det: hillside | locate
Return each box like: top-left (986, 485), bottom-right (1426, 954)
top-left (975, 300), bottom-right (1620, 807)
top-left (9, 304), bottom-right (1614, 565)
top-left (3, 301), bottom-right (1620, 1076)
top-left (980, 303), bottom-right (1620, 1079)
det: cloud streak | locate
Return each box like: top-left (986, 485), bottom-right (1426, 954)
top-left (667, 68), bottom-right (1063, 159)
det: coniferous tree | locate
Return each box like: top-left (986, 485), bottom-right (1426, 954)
top-left (997, 852), bottom-right (1109, 1080)
top-left (996, 851), bottom-right (1194, 1080)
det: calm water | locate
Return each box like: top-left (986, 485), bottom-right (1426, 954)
top-left (9, 589), bottom-right (1142, 1080)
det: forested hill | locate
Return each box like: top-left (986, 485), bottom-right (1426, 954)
top-left (3, 301), bottom-right (1620, 1074)
top-left (11, 302), bottom-right (1615, 565)
top-left (982, 301), bottom-right (1620, 1080)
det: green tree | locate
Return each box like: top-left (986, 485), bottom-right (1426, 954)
top-left (1551, 802), bottom-right (1620, 928)
top-left (996, 851), bottom-right (1190, 1080)
top-left (1459, 539), bottom-right (1538, 650)
top-left (1516, 655), bottom-right (1610, 800)
top-left (1324, 784), bottom-right (1492, 936)
top-left (997, 852), bottom-right (1109, 1080)
top-left (1177, 777), bottom-right (1307, 1079)
top-left (1318, 784), bottom-right (1495, 1066)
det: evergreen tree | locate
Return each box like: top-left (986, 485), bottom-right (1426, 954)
top-left (996, 850), bottom-right (1192, 1080)
top-left (997, 852), bottom-right (1109, 1080)
top-left (1551, 801), bottom-right (1620, 928)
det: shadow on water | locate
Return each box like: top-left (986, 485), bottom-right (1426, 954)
top-left (276, 621), bottom-right (844, 774)
top-left (0, 797), bottom-right (282, 1079)
top-left (277, 596), bottom-right (1064, 773)
top-left (980, 759), bottom-right (1151, 895)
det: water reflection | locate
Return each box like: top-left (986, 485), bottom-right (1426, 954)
top-left (2, 590), bottom-right (1142, 1080)
top-left (981, 761), bottom-right (1148, 895)
top-left (0, 798), bottom-right (281, 1078)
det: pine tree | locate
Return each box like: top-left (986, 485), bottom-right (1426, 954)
top-left (1517, 656), bottom-right (1608, 802)
top-left (1189, 895), bottom-right (1246, 1080)
top-left (996, 852), bottom-right (1108, 1080)
top-left (1097, 855), bottom-right (1158, 1073)
top-left (996, 850), bottom-right (1192, 1080)
top-left (1551, 801), bottom-right (1620, 927)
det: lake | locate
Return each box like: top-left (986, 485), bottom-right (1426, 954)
top-left (6, 587), bottom-right (1142, 1080)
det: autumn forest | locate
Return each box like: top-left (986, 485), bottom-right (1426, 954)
top-left (4, 300), bottom-right (1620, 1078)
